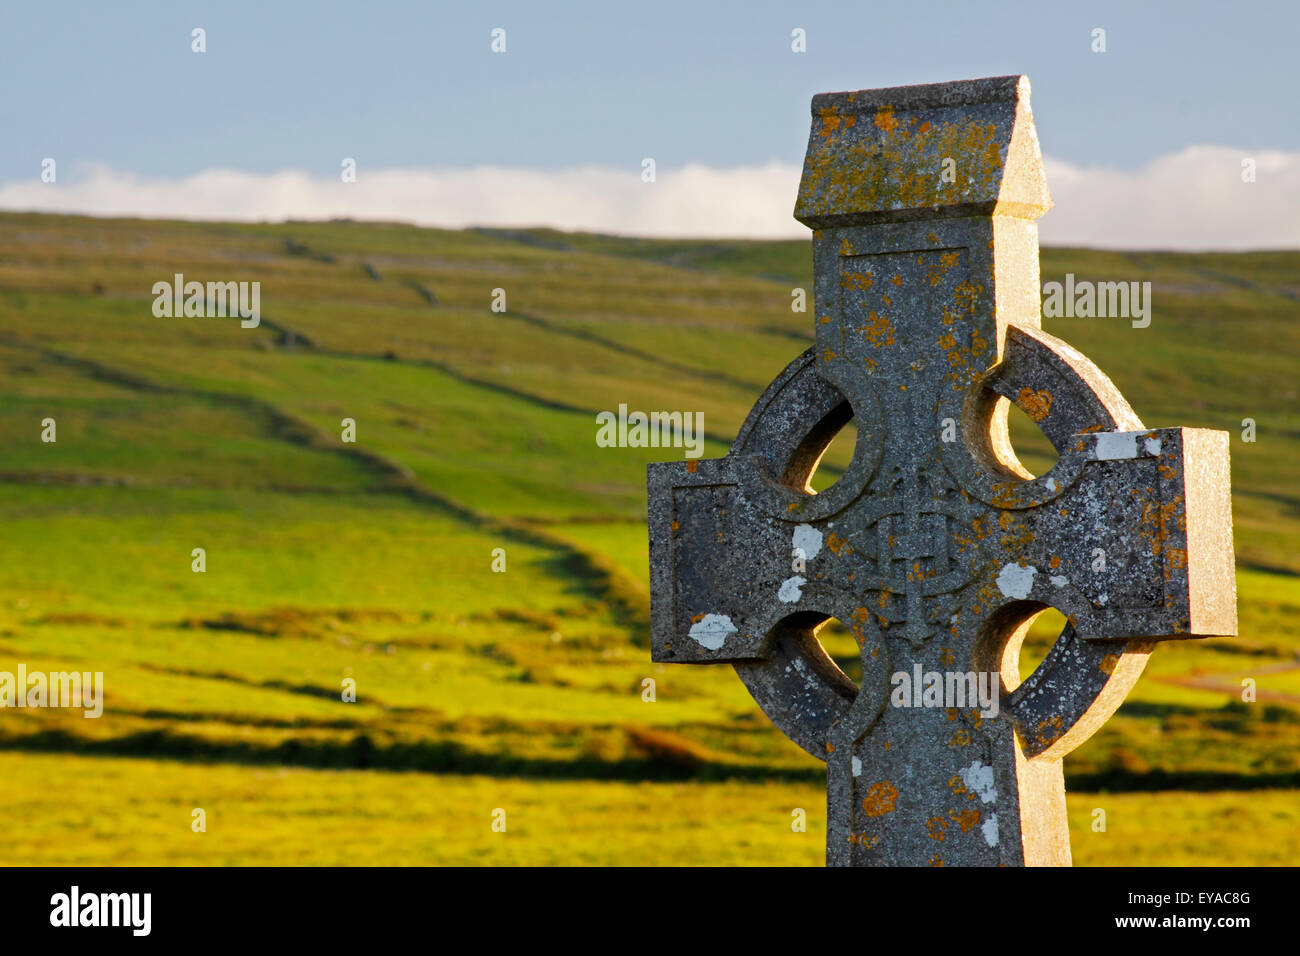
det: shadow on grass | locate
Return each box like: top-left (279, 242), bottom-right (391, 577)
top-left (3, 728), bottom-right (1299, 792)
top-left (0, 729), bottom-right (819, 783)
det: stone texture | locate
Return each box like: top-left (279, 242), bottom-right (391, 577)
top-left (646, 75), bottom-right (1237, 866)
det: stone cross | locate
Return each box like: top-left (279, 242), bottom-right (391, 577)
top-left (646, 76), bottom-right (1236, 866)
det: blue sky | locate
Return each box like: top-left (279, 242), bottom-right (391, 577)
top-left (3, 1), bottom-right (1297, 247)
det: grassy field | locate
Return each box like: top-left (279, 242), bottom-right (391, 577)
top-left (0, 211), bottom-right (1296, 865)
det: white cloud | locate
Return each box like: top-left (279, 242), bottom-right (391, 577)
top-left (1, 147), bottom-right (1296, 249)
top-left (1040, 147), bottom-right (1300, 250)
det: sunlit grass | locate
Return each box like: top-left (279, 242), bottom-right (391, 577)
top-left (0, 212), bottom-right (1296, 865)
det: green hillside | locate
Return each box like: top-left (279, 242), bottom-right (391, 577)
top-left (0, 211), bottom-right (1296, 865)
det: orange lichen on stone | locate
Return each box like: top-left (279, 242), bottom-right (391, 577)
top-left (1136, 496), bottom-right (1184, 561)
top-left (989, 482), bottom-right (1020, 509)
top-left (953, 280), bottom-right (982, 314)
top-left (827, 532), bottom-right (854, 555)
top-left (818, 106), bottom-right (857, 139)
top-left (798, 109), bottom-right (1002, 220)
top-left (1099, 653), bottom-right (1119, 675)
top-left (862, 781), bottom-right (898, 817)
top-left (950, 809), bottom-right (981, 833)
top-left (926, 816), bottom-right (948, 841)
top-left (685, 459), bottom-right (698, 473)
top-left (910, 560), bottom-right (939, 582)
top-left (1017, 387), bottom-right (1053, 422)
top-left (1036, 715), bottom-right (1064, 746)
top-left (873, 106), bottom-right (899, 132)
top-left (860, 310), bottom-right (896, 347)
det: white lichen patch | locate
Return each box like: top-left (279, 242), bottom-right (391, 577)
top-left (981, 812), bottom-right (999, 848)
top-left (1094, 432), bottom-right (1138, 460)
top-left (1050, 575), bottom-right (1069, 588)
top-left (778, 576), bottom-right (806, 603)
top-left (996, 563), bottom-right (1037, 599)
top-left (792, 524), bottom-right (823, 561)
top-left (688, 613), bottom-right (736, 650)
top-left (961, 760), bottom-right (997, 804)
top-left (1143, 436), bottom-right (1163, 456)
top-left (851, 756), bottom-right (862, 777)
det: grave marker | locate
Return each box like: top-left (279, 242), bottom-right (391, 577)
top-left (647, 76), bottom-right (1236, 866)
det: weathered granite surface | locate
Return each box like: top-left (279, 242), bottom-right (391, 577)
top-left (647, 76), bottom-right (1237, 866)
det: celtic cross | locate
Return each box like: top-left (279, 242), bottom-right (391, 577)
top-left (646, 76), bottom-right (1236, 866)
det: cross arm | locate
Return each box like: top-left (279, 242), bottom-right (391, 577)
top-left (648, 456), bottom-right (809, 664)
top-left (989, 426), bottom-right (1237, 642)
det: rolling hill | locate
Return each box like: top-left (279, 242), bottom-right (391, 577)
top-left (0, 211), bottom-right (1296, 865)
